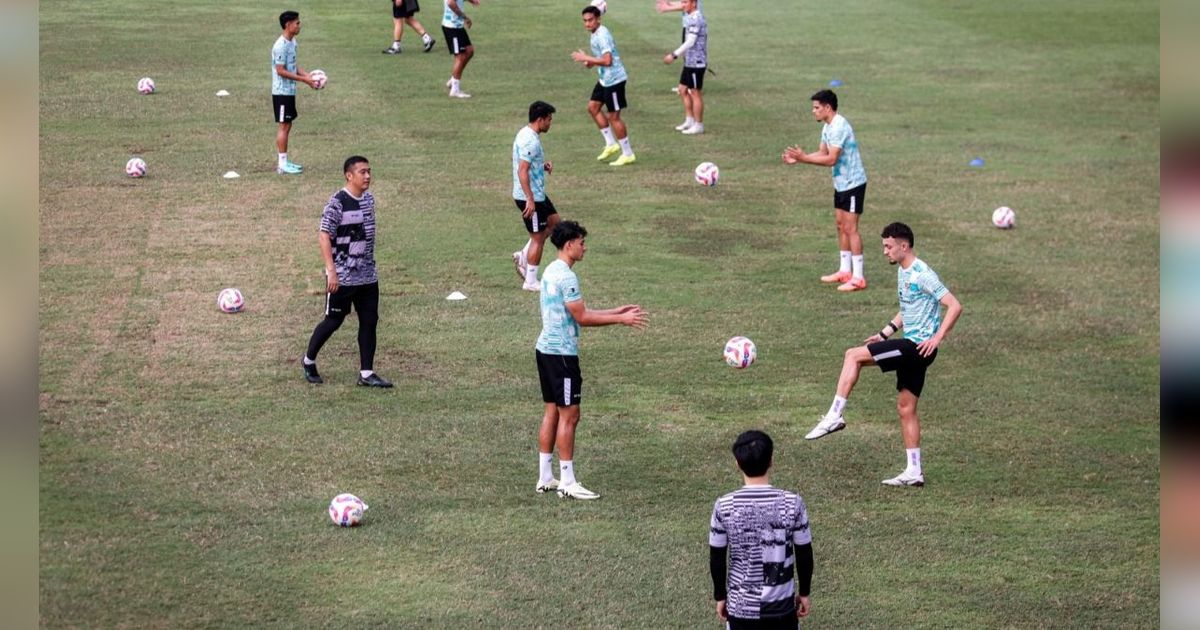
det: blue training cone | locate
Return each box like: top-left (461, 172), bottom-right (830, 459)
top-left (969, 157), bottom-right (985, 167)
top-left (829, 79), bottom-right (843, 87)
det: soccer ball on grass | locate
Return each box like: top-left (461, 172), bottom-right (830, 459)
top-left (724, 336), bottom-right (757, 369)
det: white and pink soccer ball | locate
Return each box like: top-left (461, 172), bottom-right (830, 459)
top-left (309, 69), bottom-right (327, 90)
top-left (217, 288), bottom-right (245, 313)
top-left (589, 0), bottom-right (607, 14)
top-left (991, 206), bottom-right (1016, 229)
top-left (125, 157), bottom-right (147, 178)
top-left (694, 161), bottom-right (719, 186)
top-left (724, 336), bottom-right (757, 369)
top-left (328, 493), bottom-right (368, 527)
top-left (137, 77), bottom-right (155, 94)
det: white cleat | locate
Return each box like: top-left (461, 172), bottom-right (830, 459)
top-left (450, 89), bottom-right (471, 99)
top-left (681, 124), bottom-right (705, 135)
top-left (522, 281), bottom-right (540, 292)
top-left (674, 120), bottom-right (693, 131)
top-left (557, 482), bottom-right (600, 500)
top-left (804, 414), bottom-right (846, 440)
top-left (446, 78), bottom-right (454, 89)
top-left (512, 250), bottom-right (527, 281)
top-left (882, 472), bottom-right (925, 487)
top-left (536, 479), bottom-right (559, 494)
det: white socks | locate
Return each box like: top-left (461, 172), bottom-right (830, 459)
top-left (302, 356), bottom-right (316, 366)
top-left (683, 116), bottom-right (695, 127)
top-left (600, 126), bottom-right (616, 146)
top-left (560, 460), bottom-right (576, 486)
top-left (422, 33), bottom-right (432, 43)
top-left (449, 78), bottom-right (461, 90)
top-left (852, 254), bottom-right (864, 280)
top-left (828, 395), bottom-right (846, 418)
top-left (839, 250), bottom-right (851, 273)
top-left (539, 452), bottom-right (554, 483)
top-left (278, 153), bottom-right (288, 168)
top-left (360, 370), bottom-right (374, 378)
top-left (906, 448), bottom-right (922, 476)
top-left (525, 264), bottom-right (538, 286)
top-left (618, 137), bottom-right (633, 156)
top-left (393, 40), bottom-right (401, 48)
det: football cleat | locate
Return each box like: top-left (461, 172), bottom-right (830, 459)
top-left (512, 250), bottom-right (527, 281)
top-left (609, 154), bottom-right (637, 166)
top-left (422, 37), bottom-right (436, 52)
top-left (882, 472), bottom-right (925, 487)
top-left (382, 45), bottom-right (401, 54)
top-left (536, 479), bottom-right (559, 494)
top-left (674, 120), bottom-right (693, 131)
top-left (277, 162), bottom-right (303, 175)
top-left (837, 277), bottom-right (867, 292)
top-left (596, 144), bottom-right (621, 161)
top-left (681, 124), bottom-right (704, 135)
top-left (820, 270), bottom-right (851, 284)
top-left (357, 373), bottom-right (394, 388)
top-left (804, 414), bottom-right (846, 440)
top-left (557, 482), bottom-right (600, 500)
top-left (302, 361), bottom-right (323, 384)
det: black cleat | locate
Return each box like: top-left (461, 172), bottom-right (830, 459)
top-left (382, 45), bottom-right (401, 54)
top-left (303, 362), bottom-right (323, 384)
top-left (422, 37), bottom-right (436, 52)
top-left (357, 373), bottom-right (393, 388)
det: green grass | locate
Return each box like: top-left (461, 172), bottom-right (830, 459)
top-left (40, 0), bottom-right (1159, 626)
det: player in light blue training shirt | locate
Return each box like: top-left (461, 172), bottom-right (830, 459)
top-left (533, 220), bottom-right (647, 501)
top-left (572, 6), bottom-right (636, 166)
top-left (511, 101), bottom-right (560, 292)
top-left (804, 222), bottom-right (962, 489)
top-left (271, 11), bottom-right (318, 175)
top-left (784, 89), bottom-right (871, 292)
top-left (440, 0), bottom-right (479, 97)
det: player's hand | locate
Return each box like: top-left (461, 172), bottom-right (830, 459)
top-left (325, 269), bottom-right (339, 294)
top-left (522, 199), bottom-right (536, 219)
top-left (544, 160), bottom-right (553, 175)
top-left (571, 49), bottom-right (589, 64)
top-left (656, 0), bottom-right (674, 13)
top-left (864, 333), bottom-right (884, 344)
top-left (663, 53), bottom-right (675, 64)
top-left (916, 336), bottom-right (941, 357)
top-left (797, 595), bottom-right (811, 618)
top-left (465, 16), bottom-right (473, 28)
top-left (623, 306), bottom-right (649, 329)
top-left (306, 78), bottom-right (320, 89)
top-left (715, 600), bottom-right (727, 621)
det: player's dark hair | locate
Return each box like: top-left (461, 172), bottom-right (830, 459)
top-left (529, 101), bottom-right (557, 122)
top-left (343, 155), bottom-right (369, 174)
top-left (810, 89), bottom-right (838, 111)
top-left (279, 11), bottom-right (300, 30)
top-left (881, 222), bottom-right (915, 247)
top-left (732, 430), bottom-right (773, 477)
top-left (551, 220), bottom-right (587, 249)
top-left (582, 6), bottom-right (602, 18)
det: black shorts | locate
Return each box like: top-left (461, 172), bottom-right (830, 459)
top-left (536, 350), bottom-right (582, 407)
top-left (442, 26), bottom-right (471, 54)
top-left (514, 197), bottom-right (558, 234)
top-left (391, 0), bottom-right (420, 18)
top-left (679, 66), bottom-right (705, 91)
top-left (325, 282), bottom-right (380, 319)
top-left (834, 182), bottom-right (866, 214)
top-left (590, 80), bottom-right (628, 112)
top-left (726, 615), bottom-right (799, 630)
top-left (272, 94), bottom-right (297, 123)
top-left (868, 338), bottom-right (938, 397)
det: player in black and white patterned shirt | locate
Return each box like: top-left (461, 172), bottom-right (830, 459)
top-left (710, 431), bottom-right (814, 629)
top-left (662, 0), bottom-right (708, 134)
top-left (302, 156), bottom-right (393, 388)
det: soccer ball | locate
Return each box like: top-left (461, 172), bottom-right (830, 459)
top-left (723, 336), bottom-right (757, 369)
top-left (328, 493), bottom-right (368, 527)
top-left (125, 157), bottom-right (147, 178)
top-left (137, 77), bottom-right (155, 94)
top-left (991, 206), bottom-right (1016, 229)
top-left (309, 69), bottom-right (327, 90)
top-left (590, 0), bottom-right (607, 14)
top-left (217, 288), bottom-right (245, 313)
top-left (694, 162), bottom-right (719, 186)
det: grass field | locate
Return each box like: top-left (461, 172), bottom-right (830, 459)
top-left (39, 0), bottom-right (1160, 627)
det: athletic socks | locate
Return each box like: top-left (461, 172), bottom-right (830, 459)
top-left (852, 254), bottom-right (865, 279)
top-left (393, 40), bottom-right (402, 48)
top-left (839, 250), bottom-right (852, 274)
top-left (828, 395), bottom-right (847, 418)
top-left (302, 356), bottom-right (316, 366)
top-left (539, 452), bottom-right (554, 483)
top-left (525, 264), bottom-right (539, 286)
top-left (600, 126), bottom-right (616, 146)
top-left (618, 137), bottom-right (633, 156)
top-left (421, 33), bottom-right (432, 44)
top-left (278, 153), bottom-right (288, 169)
top-left (560, 460), bottom-right (576, 486)
top-left (906, 448), bottom-right (922, 476)
top-left (360, 370), bottom-right (375, 379)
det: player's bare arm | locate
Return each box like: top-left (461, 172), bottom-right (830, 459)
top-left (916, 292), bottom-right (962, 357)
top-left (566, 300), bottom-right (648, 328)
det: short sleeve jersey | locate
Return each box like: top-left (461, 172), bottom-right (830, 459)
top-left (512, 126), bottom-right (546, 202)
top-left (536, 259), bottom-right (582, 356)
top-left (271, 36), bottom-right (297, 96)
top-left (682, 10), bottom-right (708, 67)
top-left (442, 0), bottom-right (468, 28)
top-left (897, 257), bottom-right (949, 344)
top-left (319, 189), bottom-right (378, 287)
top-left (709, 485), bottom-right (811, 620)
top-left (590, 25), bottom-right (628, 87)
top-left (820, 113), bottom-right (868, 192)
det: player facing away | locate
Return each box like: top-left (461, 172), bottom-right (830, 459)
top-left (511, 101), bottom-right (559, 292)
top-left (534, 221), bottom-right (648, 500)
top-left (710, 430), bottom-right (813, 629)
top-left (271, 11), bottom-right (319, 175)
top-left (571, 6), bottom-right (637, 166)
top-left (382, 0), bottom-right (436, 54)
top-left (783, 90), bottom-right (869, 292)
top-left (661, 0), bottom-right (708, 135)
top-left (441, 0), bottom-right (479, 98)
top-left (302, 157), bottom-right (394, 388)
top-left (805, 223), bottom-right (963, 487)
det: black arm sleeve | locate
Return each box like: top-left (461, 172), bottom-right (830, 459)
top-left (795, 543), bottom-right (814, 596)
top-left (709, 545), bottom-right (728, 601)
